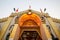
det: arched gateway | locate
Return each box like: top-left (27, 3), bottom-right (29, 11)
top-left (18, 13), bottom-right (42, 40)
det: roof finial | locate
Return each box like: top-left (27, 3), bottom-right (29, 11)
top-left (13, 8), bottom-right (15, 11)
top-left (40, 8), bottom-right (43, 13)
top-left (13, 8), bottom-right (19, 13)
top-left (16, 8), bottom-right (19, 12)
top-left (29, 5), bottom-right (31, 9)
top-left (44, 8), bottom-right (46, 12)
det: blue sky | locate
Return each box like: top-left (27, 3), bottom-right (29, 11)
top-left (0, 0), bottom-right (60, 19)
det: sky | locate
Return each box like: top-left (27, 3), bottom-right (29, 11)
top-left (0, 0), bottom-right (60, 19)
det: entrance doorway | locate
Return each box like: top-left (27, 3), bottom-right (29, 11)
top-left (19, 31), bottom-right (42, 40)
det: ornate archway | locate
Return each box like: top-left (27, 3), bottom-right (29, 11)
top-left (18, 13), bottom-right (42, 26)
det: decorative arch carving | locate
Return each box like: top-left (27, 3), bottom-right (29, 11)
top-left (23, 19), bottom-right (37, 26)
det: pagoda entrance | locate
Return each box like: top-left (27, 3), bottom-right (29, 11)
top-left (18, 13), bottom-right (42, 40)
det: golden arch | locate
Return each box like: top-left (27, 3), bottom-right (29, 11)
top-left (18, 13), bottom-right (42, 26)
